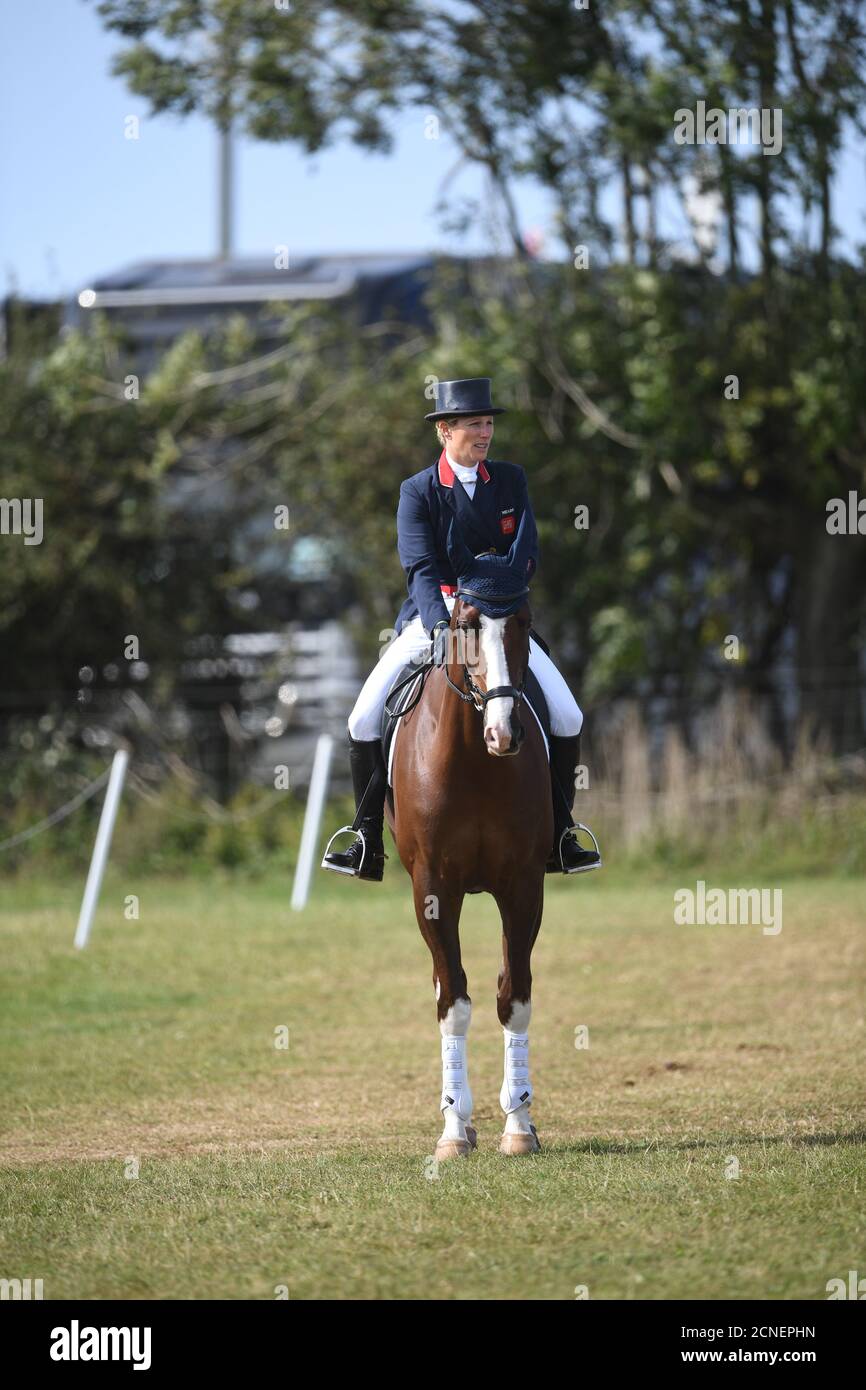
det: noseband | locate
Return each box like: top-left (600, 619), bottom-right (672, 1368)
top-left (444, 663), bottom-right (525, 714)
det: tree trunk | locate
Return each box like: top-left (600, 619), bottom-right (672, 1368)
top-left (621, 156), bottom-right (636, 265)
top-left (756, 0), bottom-right (778, 293)
top-left (795, 527), bottom-right (866, 754)
top-left (718, 144), bottom-right (739, 276)
top-left (818, 139), bottom-right (831, 281)
top-left (642, 161), bottom-right (657, 267)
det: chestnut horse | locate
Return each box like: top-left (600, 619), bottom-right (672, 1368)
top-left (385, 515), bottom-right (552, 1158)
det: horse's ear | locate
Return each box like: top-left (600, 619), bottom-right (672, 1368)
top-left (446, 516), bottom-right (475, 577)
top-left (506, 509), bottom-right (531, 569)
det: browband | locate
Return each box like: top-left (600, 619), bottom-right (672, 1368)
top-left (456, 586), bottom-right (529, 604)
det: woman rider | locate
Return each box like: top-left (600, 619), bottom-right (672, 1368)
top-left (321, 376), bottom-right (601, 882)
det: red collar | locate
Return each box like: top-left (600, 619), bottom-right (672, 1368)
top-left (437, 448), bottom-right (491, 488)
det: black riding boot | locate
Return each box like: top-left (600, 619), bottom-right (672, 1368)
top-left (321, 735), bottom-right (387, 881)
top-left (545, 734), bottom-right (602, 874)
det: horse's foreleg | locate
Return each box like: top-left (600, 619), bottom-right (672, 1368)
top-left (496, 886), bottom-right (544, 1154)
top-left (412, 875), bottom-right (475, 1160)
top-left (438, 995), bottom-right (475, 1157)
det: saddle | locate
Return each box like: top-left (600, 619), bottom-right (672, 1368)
top-left (381, 652), bottom-right (551, 788)
top-left (381, 661), bottom-right (427, 783)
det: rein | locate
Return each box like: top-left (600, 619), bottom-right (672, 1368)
top-left (384, 662), bottom-right (434, 720)
top-left (385, 598), bottom-right (527, 726)
top-left (383, 652), bottom-right (524, 725)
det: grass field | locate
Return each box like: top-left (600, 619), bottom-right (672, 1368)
top-left (1, 865), bottom-right (864, 1300)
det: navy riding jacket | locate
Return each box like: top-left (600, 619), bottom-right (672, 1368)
top-left (395, 449), bottom-right (539, 635)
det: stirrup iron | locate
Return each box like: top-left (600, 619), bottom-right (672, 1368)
top-left (321, 824), bottom-right (376, 876)
top-left (558, 822), bottom-right (602, 874)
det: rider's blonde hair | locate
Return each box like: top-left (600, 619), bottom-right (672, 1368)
top-left (434, 415), bottom-right (460, 446)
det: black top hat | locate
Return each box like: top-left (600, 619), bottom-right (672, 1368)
top-left (424, 377), bottom-right (506, 421)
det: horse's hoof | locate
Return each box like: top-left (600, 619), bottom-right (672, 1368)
top-left (435, 1125), bottom-right (477, 1161)
top-left (499, 1123), bottom-right (541, 1155)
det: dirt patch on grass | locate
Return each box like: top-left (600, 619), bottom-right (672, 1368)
top-left (0, 1086), bottom-right (358, 1167)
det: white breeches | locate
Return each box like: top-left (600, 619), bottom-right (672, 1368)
top-left (348, 595), bottom-right (583, 741)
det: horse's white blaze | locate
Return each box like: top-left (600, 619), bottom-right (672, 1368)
top-left (479, 614), bottom-right (513, 751)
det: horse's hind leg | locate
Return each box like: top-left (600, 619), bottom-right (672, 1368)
top-left (496, 884), bottom-right (544, 1155)
top-left (412, 874), bottom-right (476, 1161)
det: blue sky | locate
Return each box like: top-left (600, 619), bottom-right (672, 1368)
top-left (2, 0), bottom-right (864, 301)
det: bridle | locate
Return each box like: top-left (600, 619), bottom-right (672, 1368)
top-left (443, 587), bottom-right (528, 715)
top-left (443, 663), bottom-right (525, 714)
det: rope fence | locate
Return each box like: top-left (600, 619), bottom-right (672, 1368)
top-left (0, 768), bottom-right (112, 853)
top-left (3, 740), bottom-right (864, 859)
top-left (126, 773), bottom-right (290, 825)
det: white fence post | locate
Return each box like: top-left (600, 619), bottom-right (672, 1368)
top-left (291, 734), bottom-right (334, 911)
top-left (74, 748), bottom-right (129, 950)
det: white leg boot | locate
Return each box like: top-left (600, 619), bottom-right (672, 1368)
top-left (499, 1003), bottom-right (541, 1154)
top-left (435, 999), bottom-right (477, 1160)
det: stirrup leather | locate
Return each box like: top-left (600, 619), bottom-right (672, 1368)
top-left (557, 822), bottom-right (602, 874)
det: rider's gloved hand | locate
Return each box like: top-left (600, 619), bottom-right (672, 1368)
top-left (431, 620), bottom-right (451, 666)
